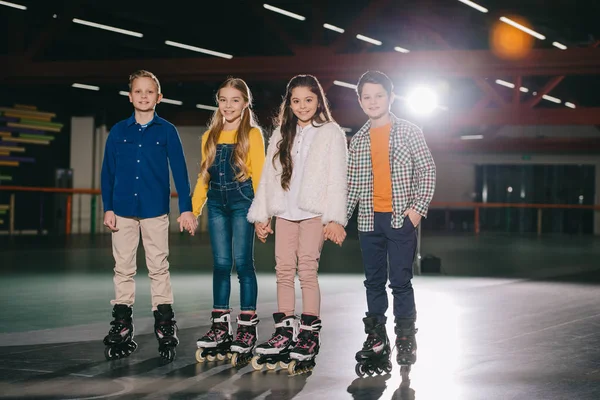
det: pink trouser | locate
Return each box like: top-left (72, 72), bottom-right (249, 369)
top-left (275, 217), bottom-right (325, 317)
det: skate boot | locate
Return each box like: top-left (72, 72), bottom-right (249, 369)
top-left (252, 313), bottom-right (299, 371)
top-left (154, 304), bottom-right (179, 363)
top-left (355, 316), bottom-right (392, 377)
top-left (230, 313), bottom-right (259, 368)
top-left (103, 304), bottom-right (137, 360)
top-left (395, 318), bottom-right (418, 384)
top-left (288, 314), bottom-right (321, 375)
top-left (195, 310), bottom-right (233, 362)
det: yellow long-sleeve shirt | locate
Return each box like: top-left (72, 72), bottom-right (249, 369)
top-left (192, 127), bottom-right (265, 217)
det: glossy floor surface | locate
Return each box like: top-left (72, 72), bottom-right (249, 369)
top-left (1, 233), bottom-right (600, 399)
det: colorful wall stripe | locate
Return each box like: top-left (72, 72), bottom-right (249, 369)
top-left (0, 105), bottom-right (63, 207)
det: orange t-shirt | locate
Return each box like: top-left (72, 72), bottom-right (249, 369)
top-left (370, 124), bottom-right (393, 212)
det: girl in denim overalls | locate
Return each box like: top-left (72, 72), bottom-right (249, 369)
top-left (191, 78), bottom-right (265, 366)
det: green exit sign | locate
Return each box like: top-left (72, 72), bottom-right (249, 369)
top-left (522, 155), bottom-right (532, 161)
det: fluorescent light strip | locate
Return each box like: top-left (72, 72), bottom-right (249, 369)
top-left (263, 3), bottom-right (305, 21)
top-left (196, 104), bottom-right (218, 111)
top-left (495, 79), bottom-right (514, 88)
top-left (495, 79), bottom-right (529, 92)
top-left (499, 17), bottom-right (545, 40)
top-left (457, 0), bottom-right (488, 13)
top-left (323, 23), bottom-right (345, 33)
top-left (72, 83), bottom-right (100, 91)
top-left (333, 80), bottom-right (358, 90)
top-left (72, 18), bottom-right (143, 38)
top-left (565, 102), bottom-right (576, 109)
top-left (542, 94), bottom-right (561, 104)
top-left (461, 135), bottom-right (484, 140)
top-left (552, 41), bottom-right (567, 50)
top-left (356, 34), bottom-right (382, 45)
top-left (394, 46), bottom-right (410, 53)
top-left (160, 98), bottom-right (182, 106)
top-left (0, 1), bottom-right (26, 10)
top-left (165, 40), bottom-right (232, 59)
top-left (119, 91), bottom-right (129, 96)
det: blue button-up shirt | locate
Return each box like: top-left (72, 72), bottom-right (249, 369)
top-left (101, 112), bottom-right (192, 218)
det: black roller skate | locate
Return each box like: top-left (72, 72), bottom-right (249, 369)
top-left (195, 310), bottom-right (233, 363)
top-left (103, 304), bottom-right (137, 360)
top-left (288, 314), bottom-right (321, 375)
top-left (251, 313), bottom-right (298, 371)
top-left (395, 318), bottom-right (417, 385)
top-left (154, 304), bottom-right (179, 363)
top-left (355, 316), bottom-right (392, 377)
top-left (230, 313), bottom-right (259, 368)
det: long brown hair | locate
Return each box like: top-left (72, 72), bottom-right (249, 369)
top-left (199, 78), bottom-right (260, 183)
top-left (273, 75), bottom-right (333, 190)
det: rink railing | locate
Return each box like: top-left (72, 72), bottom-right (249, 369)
top-left (0, 186), bottom-right (599, 235)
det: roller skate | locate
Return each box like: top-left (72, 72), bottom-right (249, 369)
top-left (251, 313), bottom-right (298, 371)
top-left (395, 318), bottom-right (417, 385)
top-left (230, 313), bottom-right (259, 368)
top-left (103, 304), bottom-right (138, 360)
top-left (154, 304), bottom-right (179, 363)
top-left (195, 310), bottom-right (233, 362)
top-left (355, 316), bottom-right (392, 377)
top-left (288, 314), bottom-right (321, 375)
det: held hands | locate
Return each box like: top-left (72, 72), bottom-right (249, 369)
top-left (324, 222), bottom-right (346, 246)
top-left (103, 211), bottom-right (119, 232)
top-left (255, 219), bottom-right (273, 243)
top-left (404, 208), bottom-right (422, 228)
top-left (177, 211), bottom-right (198, 236)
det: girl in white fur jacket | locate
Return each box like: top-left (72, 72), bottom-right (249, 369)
top-left (247, 75), bottom-right (347, 374)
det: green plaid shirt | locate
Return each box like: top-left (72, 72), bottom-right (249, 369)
top-left (347, 114), bottom-right (436, 232)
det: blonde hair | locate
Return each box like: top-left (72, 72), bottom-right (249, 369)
top-left (199, 78), bottom-right (260, 183)
top-left (128, 70), bottom-right (161, 93)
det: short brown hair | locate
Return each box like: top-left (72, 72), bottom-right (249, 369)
top-left (128, 70), bottom-right (161, 93)
top-left (356, 70), bottom-right (393, 97)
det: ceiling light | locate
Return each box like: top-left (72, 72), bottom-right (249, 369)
top-left (356, 34), bottom-right (382, 45)
top-left (72, 18), bottom-right (143, 38)
top-left (0, 1), bottom-right (26, 10)
top-left (165, 40), bottom-right (232, 59)
top-left (457, 0), bottom-right (488, 13)
top-left (196, 104), bottom-right (218, 111)
top-left (160, 98), bottom-right (183, 106)
top-left (394, 46), bottom-right (410, 53)
top-left (499, 17), bottom-right (545, 40)
top-left (323, 23), bottom-right (344, 33)
top-left (552, 41), bottom-right (567, 50)
top-left (263, 4), bottom-right (305, 21)
top-left (333, 80), bottom-right (358, 90)
top-left (72, 83), bottom-right (100, 91)
top-left (542, 94), bottom-right (561, 104)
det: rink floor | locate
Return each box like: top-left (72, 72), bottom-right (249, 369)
top-left (1, 233), bottom-right (600, 399)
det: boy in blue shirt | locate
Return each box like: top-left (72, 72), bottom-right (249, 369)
top-left (100, 70), bottom-right (197, 363)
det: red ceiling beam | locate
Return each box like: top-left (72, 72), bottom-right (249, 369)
top-left (2, 47), bottom-right (600, 84)
top-left (160, 106), bottom-right (600, 128)
top-left (429, 137), bottom-right (600, 153)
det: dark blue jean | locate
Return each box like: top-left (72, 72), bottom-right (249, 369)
top-left (358, 212), bottom-right (417, 324)
top-left (207, 180), bottom-right (257, 311)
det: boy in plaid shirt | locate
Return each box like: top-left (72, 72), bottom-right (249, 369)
top-left (348, 71), bottom-right (436, 375)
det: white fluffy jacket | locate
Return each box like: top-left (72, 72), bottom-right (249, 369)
top-left (247, 121), bottom-right (348, 226)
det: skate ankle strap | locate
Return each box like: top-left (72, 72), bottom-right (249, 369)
top-left (237, 316), bottom-right (259, 326)
top-left (274, 318), bottom-right (295, 329)
top-left (213, 314), bottom-right (230, 323)
top-left (300, 323), bottom-right (321, 331)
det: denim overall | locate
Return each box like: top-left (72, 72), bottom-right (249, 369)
top-left (206, 144), bottom-right (257, 311)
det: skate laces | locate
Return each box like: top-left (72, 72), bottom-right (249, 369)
top-left (109, 319), bottom-right (130, 335)
top-left (267, 328), bottom-right (291, 346)
top-left (234, 327), bottom-right (255, 345)
top-left (363, 332), bottom-right (382, 349)
top-left (203, 323), bottom-right (227, 341)
top-left (157, 319), bottom-right (176, 336)
top-left (296, 330), bottom-right (317, 349)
